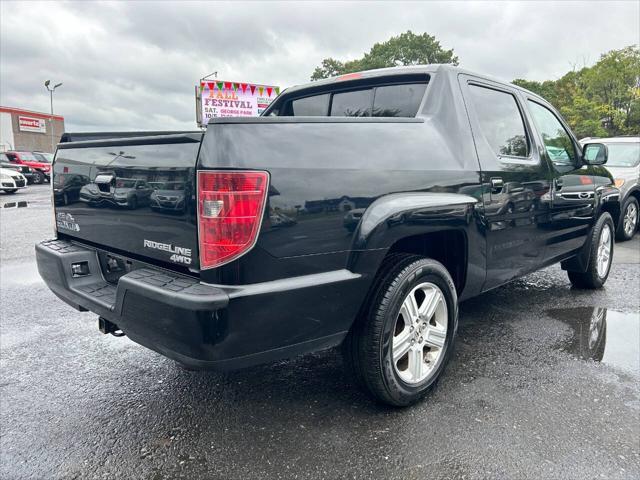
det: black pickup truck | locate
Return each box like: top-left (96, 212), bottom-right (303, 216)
top-left (36, 65), bottom-right (620, 406)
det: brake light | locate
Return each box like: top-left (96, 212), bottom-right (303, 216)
top-left (197, 170), bottom-right (269, 269)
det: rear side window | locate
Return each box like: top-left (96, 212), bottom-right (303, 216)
top-left (281, 80), bottom-right (428, 118)
top-left (468, 85), bottom-right (529, 158)
top-left (291, 94), bottom-right (330, 116)
top-left (330, 89), bottom-right (372, 117)
top-left (372, 84), bottom-right (427, 117)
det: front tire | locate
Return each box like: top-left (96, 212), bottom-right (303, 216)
top-left (616, 197), bottom-right (638, 241)
top-left (568, 213), bottom-right (614, 289)
top-left (3, 189), bottom-right (17, 194)
top-left (343, 254), bottom-right (458, 407)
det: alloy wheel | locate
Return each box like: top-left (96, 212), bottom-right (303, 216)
top-left (596, 224), bottom-right (612, 278)
top-left (623, 202), bottom-right (638, 238)
top-left (392, 282), bottom-right (448, 385)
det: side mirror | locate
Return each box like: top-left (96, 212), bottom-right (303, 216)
top-left (582, 143), bottom-right (608, 165)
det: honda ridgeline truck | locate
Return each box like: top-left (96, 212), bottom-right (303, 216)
top-left (36, 65), bottom-right (620, 406)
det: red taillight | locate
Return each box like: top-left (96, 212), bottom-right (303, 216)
top-left (197, 170), bottom-right (269, 269)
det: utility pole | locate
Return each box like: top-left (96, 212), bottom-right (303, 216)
top-left (44, 80), bottom-right (62, 153)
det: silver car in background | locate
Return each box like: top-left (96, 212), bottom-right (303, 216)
top-left (581, 136), bottom-right (640, 241)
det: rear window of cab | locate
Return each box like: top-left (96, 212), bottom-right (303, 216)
top-left (274, 75), bottom-right (429, 118)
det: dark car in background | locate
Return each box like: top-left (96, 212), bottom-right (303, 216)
top-left (53, 173), bottom-right (91, 205)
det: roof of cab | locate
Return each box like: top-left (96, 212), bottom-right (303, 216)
top-left (278, 64), bottom-right (544, 102)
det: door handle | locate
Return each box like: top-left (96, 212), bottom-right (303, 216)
top-left (490, 177), bottom-right (504, 193)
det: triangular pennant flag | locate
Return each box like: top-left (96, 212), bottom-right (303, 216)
top-left (207, 82), bottom-right (214, 91)
top-left (258, 86), bottom-right (264, 96)
top-left (225, 82), bottom-right (232, 91)
top-left (241, 83), bottom-right (248, 93)
top-left (233, 83), bottom-right (239, 91)
top-left (275, 87), bottom-right (280, 95)
top-left (216, 82), bottom-right (224, 91)
top-left (199, 83), bottom-right (205, 93)
top-left (266, 87), bottom-right (273, 97)
top-left (249, 85), bottom-right (256, 95)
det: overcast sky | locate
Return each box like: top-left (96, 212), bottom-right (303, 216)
top-left (1, 1), bottom-right (638, 132)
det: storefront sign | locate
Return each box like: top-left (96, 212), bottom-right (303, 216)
top-left (18, 116), bottom-right (47, 133)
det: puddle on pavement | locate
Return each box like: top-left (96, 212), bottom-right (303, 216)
top-left (547, 307), bottom-right (640, 375)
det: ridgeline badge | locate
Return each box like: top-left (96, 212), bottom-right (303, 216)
top-left (143, 239), bottom-right (192, 265)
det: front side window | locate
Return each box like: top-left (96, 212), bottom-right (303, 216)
top-left (468, 84), bottom-right (529, 158)
top-left (330, 89), bottom-right (372, 117)
top-left (527, 101), bottom-right (577, 167)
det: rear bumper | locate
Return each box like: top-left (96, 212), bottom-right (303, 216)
top-left (36, 239), bottom-right (362, 370)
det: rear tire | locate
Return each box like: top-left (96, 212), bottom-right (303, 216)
top-left (4, 189), bottom-right (17, 194)
top-left (33, 171), bottom-right (44, 184)
top-left (616, 197), bottom-right (638, 241)
top-left (568, 213), bottom-right (614, 289)
top-left (343, 254), bottom-right (458, 407)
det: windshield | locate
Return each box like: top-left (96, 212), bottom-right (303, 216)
top-left (605, 143), bottom-right (640, 167)
top-left (39, 152), bottom-right (54, 162)
top-left (18, 152), bottom-right (40, 161)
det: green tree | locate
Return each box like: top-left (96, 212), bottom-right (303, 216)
top-left (581, 45), bottom-right (640, 135)
top-left (310, 31), bottom-right (458, 81)
top-left (514, 46), bottom-right (639, 138)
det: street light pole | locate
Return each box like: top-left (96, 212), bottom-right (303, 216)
top-left (44, 80), bottom-right (63, 153)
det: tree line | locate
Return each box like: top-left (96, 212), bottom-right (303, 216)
top-left (310, 31), bottom-right (639, 138)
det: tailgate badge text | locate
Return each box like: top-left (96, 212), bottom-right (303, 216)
top-left (143, 239), bottom-right (192, 265)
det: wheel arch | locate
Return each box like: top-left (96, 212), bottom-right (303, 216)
top-left (347, 192), bottom-right (477, 298)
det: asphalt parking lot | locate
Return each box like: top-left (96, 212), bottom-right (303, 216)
top-left (1, 184), bottom-right (639, 480)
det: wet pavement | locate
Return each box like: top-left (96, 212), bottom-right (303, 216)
top-left (1, 184), bottom-right (639, 480)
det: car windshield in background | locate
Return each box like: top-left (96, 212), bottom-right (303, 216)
top-left (605, 143), bottom-right (640, 167)
top-left (288, 82), bottom-right (427, 118)
top-left (33, 152), bottom-right (53, 163)
top-left (17, 152), bottom-right (40, 161)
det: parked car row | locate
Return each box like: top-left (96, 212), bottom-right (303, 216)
top-left (1, 150), bottom-right (53, 186)
top-left (0, 150), bottom-right (55, 194)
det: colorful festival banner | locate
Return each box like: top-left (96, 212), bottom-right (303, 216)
top-left (198, 79), bottom-right (280, 125)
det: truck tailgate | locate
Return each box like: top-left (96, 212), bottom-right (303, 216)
top-left (53, 133), bottom-right (202, 271)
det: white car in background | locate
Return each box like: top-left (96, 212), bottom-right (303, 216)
top-left (0, 167), bottom-right (28, 194)
top-left (581, 136), bottom-right (640, 241)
